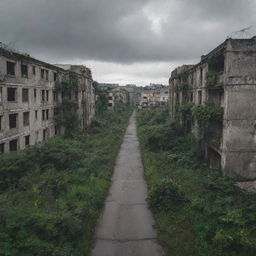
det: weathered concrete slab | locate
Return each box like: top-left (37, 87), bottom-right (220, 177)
top-left (90, 112), bottom-right (163, 256)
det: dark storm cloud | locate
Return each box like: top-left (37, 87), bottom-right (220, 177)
top-left (0, 0), bottom-right (255, 63)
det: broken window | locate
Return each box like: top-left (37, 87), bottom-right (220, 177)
top-left (0, 87), bottom-right (2, 103)
top-left (53, 91), bottom-right (58, 101)
top-left (43, 129), bottom-right (48, 141)
top-left (200, 67), bottom-right (203, 86)
top-left (21, 64), bottom-right (28, 78)
top-left (54, 126), bottom-right (59, 135)
top-left (9, 139), bottom-right (18, 152)
top-left (42, 110), bottom-right (45, 121)
top-left (46, 109), bottom-right (49, 120)
top-left (23, 112), bottom-right (30, 126)
top-left (22, 88), bottom-right (29, 102)
top-left (0, 115), bottom-right (3, 130)
top-left (41, 69), bottom-right (45, 79)
top-left (42, 90), bottom-right (45, 102)
top-left (7, 61), bottom-right (15, 76)
top-left (0, 143), bottom-right (4, 154)
top-left (9, 114), bottom-right (17, 129)
top-left (54, 107), bottom-right (58, 116)
top-left (45, 70), bottom-right (49, 80)
top-left (33, 66), bottom-right (36, 75)
top-left (7, 88), bottom-right (16, 101)
top-left (25, 135), bottom-right (30, 146)
top-left (54, 72), bottom-right (58, 81)
top-left (46, 90), bottom-right (49, 101)
top-left (198, 90), bottom-right (202, 105)
top-left (208, 54), bottom-right (225, 73)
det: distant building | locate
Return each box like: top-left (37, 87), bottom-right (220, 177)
top-left (107, 87), bottom-right (129, 110)
top-left (138, 87), bottom-right (169, 108)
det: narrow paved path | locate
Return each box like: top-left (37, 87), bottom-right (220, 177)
top-left (91, 112), bottom-right (163, 256)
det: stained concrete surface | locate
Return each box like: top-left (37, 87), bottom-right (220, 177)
top-left (91, 112), bottom-right (163, 256)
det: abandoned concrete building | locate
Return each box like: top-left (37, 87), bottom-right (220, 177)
top-left (169, 36), bottom-right (256, 179)
top-left (0, 46), bottom-right (95, 153)
top-left (139, 86), bottom-right (169, 108)
top-left (107, 87), bottom-right (128, 110)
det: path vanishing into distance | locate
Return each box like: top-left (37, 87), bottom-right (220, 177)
top-left (91, 112), bottom-right (163, 256)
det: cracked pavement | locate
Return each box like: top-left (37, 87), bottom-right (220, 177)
top-left (90, 112), bottom-right (163, 256)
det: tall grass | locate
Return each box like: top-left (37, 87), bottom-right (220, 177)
top-left (137, 108), bottom-right (256, 256)
top-left (0, 106), bottom-right (133, 256)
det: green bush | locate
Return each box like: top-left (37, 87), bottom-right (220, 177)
top-left (149, 179), bottom-right (186, 211)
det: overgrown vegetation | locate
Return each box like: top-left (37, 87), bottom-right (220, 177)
top-left (93, 81), bottom-right (108, 115)
top-left (192, 101), bottom-right (223, 136)
top-left (54, 81), bottom-right (80, 137)
top-left (137, 108), bottom-right (256, 256)
top-left (206, 71), bottom-right (218, 87)
top-left (0, 105), bottom-right (132, 256)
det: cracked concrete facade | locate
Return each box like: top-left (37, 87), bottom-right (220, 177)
top-left (169, 37), bottom-right (256, 179)
top-left (0, 47), bottom-right (95, 153)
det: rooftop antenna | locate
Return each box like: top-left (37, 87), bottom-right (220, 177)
top-left (227, 26), bottom-right (252, 39)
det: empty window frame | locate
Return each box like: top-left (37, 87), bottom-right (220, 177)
top-left (0, 143), bottom-right (4, 153)
top-left (23, 112), bottom-right (30, 126)
top-left (42, 110), bottom-right (45, 121)
top-left (0, 115), bottom-right (3, 130)
top-left (46, 109), bottom-right (49, 120)
top-left (7, 61), bottom-right (15, 76)
top-left (54, 72), bottom-right (58, 81)
top-left (53, 91), bottom-right (58, 101)
top-left (33, 66), bottom-right (36, 75)
top-left (43, 129), bottom-right (48, 141)
top-left (45, 70), bottom-right (49, 81)
top-left (41, 69), bottom-right (45, 79)
top-left (9, 139), bottom-right (18, 151)
top-left (21, 64), bottom-right (28, 78)
top-left (198, 90), bottom-right (202, 105)
top-left (7, 88), bottom-right (16, 101)
top-left (22, 88), bottom-right (29, 102)
top-left (35, 110), bottom-right (38, 120)
top-left (200, 67), bottom-right (203, 86)
top-left (42, 90), bottom-right (45, 102)
top-left (46, 90), bottom-right (49, 101)
top-left (0, 87), bottom-right (2, 103)
top-left (9, 113), bottom-right (17, 129)
top-left (34, 88), bottom-right (37, 99)
top-left (25, 135), bottom-right (30, 146)
top-left (54, 126), bottom-right (59, 135)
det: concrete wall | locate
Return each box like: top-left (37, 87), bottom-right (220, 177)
top-left (0, 49), bottom-right (95, 153)
top-left (168, 37), bottom-right (256, 179)
top-left (222, 38), bottom-right (256, 178)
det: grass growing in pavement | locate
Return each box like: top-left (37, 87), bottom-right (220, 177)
top-left (136, 108), bottom-right (256, 256)
top-left (0, 106), bottom-right (132, 256)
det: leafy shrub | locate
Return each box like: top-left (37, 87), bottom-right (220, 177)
top-left (206, 71), bottom-right (218, 87)
top-left (149, 179), bottom-right (186, 211)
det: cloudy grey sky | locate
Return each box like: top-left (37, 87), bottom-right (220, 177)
top-left (0, 0), bottom-right (255, 85)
